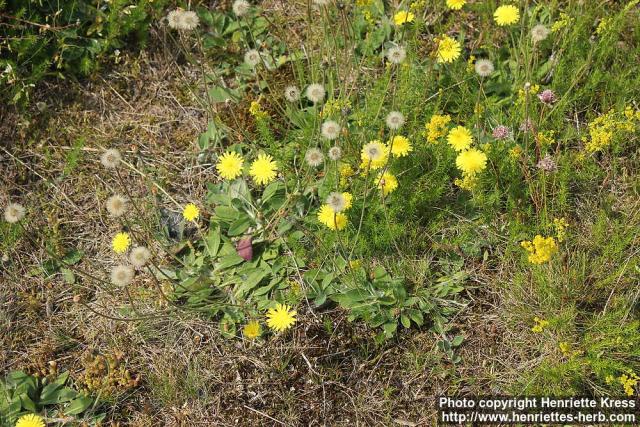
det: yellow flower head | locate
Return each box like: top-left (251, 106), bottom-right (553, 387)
top-left (216, 152), bottom-right (244, 180)
top-left (393, 10), bottom-right (415, 26)
top-left (342, 192), bottom-right (353, 210)
top-left (16, 414), bottom-right (46, 427)
top-left (243, 321), bottom-right (262, 339)
top-left (494, 5), bottom-right (520, 26)
top-left (360, 140), bottom-right (389, 170)
top-left (446, 0), bottom-right (466, 10)
top-left (249, 153), bottom-right (278, 185)
top-left (531, 316), bottom-right (549, 333)
top-left (447, 126), bottom-right (473, 151)
top-left (182, 203), bottom-right (200, 222)
top-left (387, 135), bottom-right (413, 157)
top-left (318, 204), bottom-right (348, 230)
top-left (521, 235), bottom-right (558, 264)
top-left (266, 303), bottom-right (297, 332)
top-left (376, 171), bottom-right (399, 196)
top-left (456, 149), bottom-right (488, 176)
top-left (112, 232), bottom-right (131, 254)
top-left (436, 35), bottom-right (461, 63)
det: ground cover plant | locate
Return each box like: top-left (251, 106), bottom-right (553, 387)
top-left (2, 0), bottom-right (640, 424)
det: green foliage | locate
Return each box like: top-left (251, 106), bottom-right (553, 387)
top-left (0, 0), bottom-right (167, 105)
top-left (0, 371), bottom-right (104, 425)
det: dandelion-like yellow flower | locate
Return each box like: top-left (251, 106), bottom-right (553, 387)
top-left (521, 235), bottom-right (558, 264)
top-left (456, 149), bottom-right (488, 176)
top-left (436, 35), bottom-right (461, 63)
top-left (112, 232), bottom-right (131, 254)
top-left (393, 10), bottom-right (415, 25)
top-left (387, 135), bottom-right (413, 157)
top-left (446, 0), bottom-right (466, 10)
top-left (376, 171), bottom-right (398, 196)
top-left (16, 414), bottom-right (45, 427)
top-left (182, 203), bottom-right (200, 222)
top-left (494, 5), bottom-right (520, 26)
top-left (243, 321), bottom-right (262, 339)
top-left (216, 152), bottom-right (244, 180)
top-left (317, 204), bottom-right (348, 230)
top-left (447, 126), bottom-right (473, 151)
top-left (249, 153), bottom-right (278, 185)
top-left (266, 303), bottom-right (297, 332)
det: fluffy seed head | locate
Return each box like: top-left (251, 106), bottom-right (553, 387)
top-left (306, 83), bottom-right (326, 103)
top-left (106, 195), bottom-right (128, 217)
top-left (385, 111), bottom-right (405, 130)
top-left (177, 10), bottom-right (199, 30)
top-left (321, 120), bottom-right (341, 140)
top-left (244, 49), bottom-right (262, 67)
top-left (100, 149), bottom-right (121, 168)
top-left (4, 203), bottom-right (25, 223)
top-left (111, 265), bottom-right (134, 286)
top-left (386, 46), bottom-right (406, 64)
top-left (474, 59), bottom-right (494, 77)
top-left (305, 148), bottom-right (325, 167)
top-left (328, 146), bottom-right (342, 161)
top-left (537, 154), bottom-right (557, 172)
top-left (232, 0), bottom-right (251, 16)
top-left (531, 24), bottom-right (550, 43)
top-left (129, 246), bottom-right (152, 268)
top-left (167, 9), bottom-right (182, 29)
top-left (326, 192), bottom-right (347, 212)
top-left (284, 85), bottom-right (301, 102)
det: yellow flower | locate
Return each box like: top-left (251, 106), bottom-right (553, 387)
top-left (456, 149), bottom-right (487, 176)
top-left (376, 171), bottom-right (398, 196)
top-left (447, 126), bottom-right (473, 151)
top-left (342, 192), bottom-right (353, 210)
top-left (509, 145), bottom-right (523, 159)
top-left (521, 235), bottom-right (558, 264)
top-left (494, 5), bottom-right (520, 26)
top-left (266, 303), bottom-right (297, 332)
top-left (393, 10), bottom-right (415, 26)
top-left (387, 135), bottom-right (413, 157)
top-left (112, 232), bottom-right (131, 254)
top-left (619, 372), bottom-right (639, 396)
top-left (349, 259), bottom-right (362, 269)
top-left (436, 35), bottom-right (461, 63)
top-left (216, 152), bottom-right (244, 180)
top-left (454, 174), bottom-right (478, 190)
top-left (182, 203), bottom-right (200, 222)
top-left (243, 321), bottom-right (262, 339)
top-left (553, 217), bottom-right (569, 242)
top-left (317, 204), bottom-right (348, 230)
top-left (249, 153), bottom-right (278, 185)
top-left (531, 316), bottom-right (549, 333)
top-left (446, 0), bottom-right (466, 10)
top-left (16, 414), bottom-right (45, 427)
top-left (360, 140), bottom-right (389, 170)
top-left (425, 114), bottom-right (451, 143)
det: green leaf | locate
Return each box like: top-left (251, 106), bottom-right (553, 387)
top-left (61, 268), bottom-right (75, 284)
top-left (62, 249), bottom-right (83, 265)
top-left (65, 395), bottom-right (94, 415)
top-left (217, 254), bottom-right (245, 270)
top-left (400, 314), bottom-right (411, 329)
top-left (208, 86), bottom-right (241, 103)
top-left (227, 216), bottom-right (251, 236)
top-left (206, 227), bottom-right (221, 257)
top-left (451, 335), bottom-right (464, 347)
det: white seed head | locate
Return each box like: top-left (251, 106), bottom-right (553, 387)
top-left (284, 85), bottom-right (301, 102)
top-left (386, 46), bottom-right (406, 64)
top-left (129, 246), bottom-right (152, 268)
top-left (385, 111), bottom-right (405, 130)
top-left (474, 59), bottom-right (495, 77)
top-left (326, 192), bottom-right (347, 212)
top-left (321, 120), bottom-right (341, 140)
top-left (305, 148), bottom-right (325, 167)
top-left (106, 195), bottom-right (128, 218)
top-left (363, 142), bottom-right (384, 161)
top-left (100, 149), bottom-right (122, 169)
top-left (232, 0), bottom-right (251, 16)
top-left (244, 49), bottom-right (262, 67)
top-left (167, 9), bottom-right (182, 29)
top-left (4, 203), bottom-right (25, 223)
top-left (177, 10), bottom-right (199, 31)
top-left (531, 24), bottom-right (550, 43)
top-left (110, 265), bottom-right (134, 286)
top-left (306, 83), bottom-right (326, 103)
top-left (328, 146), bottom-right (342, 161)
